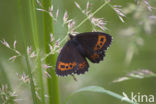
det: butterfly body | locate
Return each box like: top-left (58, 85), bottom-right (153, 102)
top-left (55, 32), bottom-right (112, 76)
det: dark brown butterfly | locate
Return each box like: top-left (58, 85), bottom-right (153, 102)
top-left (55, 32), bottom-right (112, 76)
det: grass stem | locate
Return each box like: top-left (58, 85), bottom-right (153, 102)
top-left (42, 0), bottom-right (60, 104)
top-left (28, 0), bottom-right (45, 103)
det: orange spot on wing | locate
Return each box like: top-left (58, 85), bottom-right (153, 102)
top-left (78, 61), bottom-right (86, 69)
top-left (90, 53), bottom-right (99, 60)
top-left (94, 35), bottom-right (106, 51)
top-left (58, 62), bottom-right (77, 71)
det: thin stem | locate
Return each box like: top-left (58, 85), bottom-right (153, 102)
top-left (18, 0), bottom-right (38, 103)
top-left (25, 54), bottom-right (38, 104)
top-left (28, 0), bottom-right (45, 103)
top-left (60, 0), bottom-right (110, 45)
top-left (72, 0), bottom-right (110, 31)
top-left (59, 35), bottom-right (68, 45)
top-left (4, 47), bottom-right (21, 56)
top-left (41, 47), bottom-right (60, 62)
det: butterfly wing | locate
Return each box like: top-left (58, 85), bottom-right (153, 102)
top-left (75, 32), bottom-right (112, 63)
top-left (55, 40), bottom-right (89, 76)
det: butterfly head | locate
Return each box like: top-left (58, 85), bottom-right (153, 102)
top-left (69, 34), bottom-right (75, 39)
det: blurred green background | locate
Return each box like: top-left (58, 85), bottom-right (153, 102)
top-left (0, 0), bottom-right (156, 104)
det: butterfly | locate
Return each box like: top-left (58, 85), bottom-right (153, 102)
top-left (55, 32), bottom-right (112, 76)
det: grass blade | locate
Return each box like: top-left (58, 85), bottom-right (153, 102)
top-left (17, 0), bottom-right (39, 104)
top-left (65, 86), bottom-right (138, 104)
top-left (42, 0), bottom-right (60, 104)
top-left (28, 0), bottom-right (45, 103)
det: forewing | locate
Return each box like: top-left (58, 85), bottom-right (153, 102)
top-left (76, 32), bottom-right (112, 63)
top-left (55, 40), bottom-right (89, 76)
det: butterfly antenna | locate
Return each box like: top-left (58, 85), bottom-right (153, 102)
top-left (71, 74), bottom-right (77, 81)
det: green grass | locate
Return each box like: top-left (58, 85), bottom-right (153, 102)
top-left (18, 0), bottom-right (39, 103)
top-left (28, 0), bottom-right (45, 103)
top-left (65, 86), bottom-right (138, 104)
top-left (1, 0), bottom-right (156, 104)
top-left (42, 0), bottom-right (59, 104)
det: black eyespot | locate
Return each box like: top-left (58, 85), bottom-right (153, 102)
top-left (100, 38), bottom-right (104, 41)
top-left (61, 65), bottom-right (65, 68)
top-left (100, 43), bottom-right (102, 45)
top-left (97, 45), bottom-right (100, 48)
top-left (66, 66), bottom-right (68, 68)
top-left (70, 65), bottom-right (72, 68)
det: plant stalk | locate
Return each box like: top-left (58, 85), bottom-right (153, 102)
top-left (42, 0), bottom-right (60, 104)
